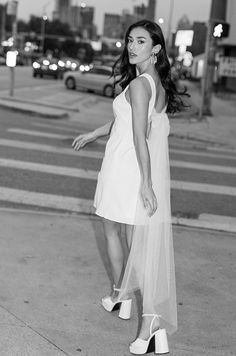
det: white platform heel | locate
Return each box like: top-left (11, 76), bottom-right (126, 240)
top-left (129, 314), bottom-right (169, 355)
top-left (101, 285), bottom-right (132, 320)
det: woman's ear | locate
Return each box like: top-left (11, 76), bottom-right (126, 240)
top-left (153, 44), bottom-right (162, 55)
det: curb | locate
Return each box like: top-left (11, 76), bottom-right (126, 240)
top-left (1, 202), bottom-right (235, 234)
top-left (172, 215), bottom-right (236, 234)
top-left (0, 95), bottom-right (79, 113)
top-left (0, 101), bottom-right (68, 119)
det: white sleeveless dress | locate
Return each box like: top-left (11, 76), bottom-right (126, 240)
top-left (94, 73), bottom-right (156, 224)
top-left (94, 73), bottom-right (177, 335)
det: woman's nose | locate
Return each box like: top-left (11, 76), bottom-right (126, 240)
top-left (128, 42), bottom-right (135, 50)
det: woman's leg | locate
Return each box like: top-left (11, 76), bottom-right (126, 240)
top-left (103, 218), bottom-right (124, 287)
top-left (125, 224), bottom-right (134, 250)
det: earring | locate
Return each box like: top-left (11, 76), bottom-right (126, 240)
top-left (150, 52), bottom-right (157, 65)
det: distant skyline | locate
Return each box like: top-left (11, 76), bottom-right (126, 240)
top-left (17, 0), bottom-right (211, 35)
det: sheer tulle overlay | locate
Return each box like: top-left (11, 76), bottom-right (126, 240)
top-left (118, 110), bottom-right (177, 335)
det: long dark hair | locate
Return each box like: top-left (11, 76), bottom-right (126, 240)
top-left (113, 19), bottom-right (189, 113)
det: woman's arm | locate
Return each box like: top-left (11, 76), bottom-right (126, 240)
top-left (129, 77), bottom-right (157, 216)
top-left (72, 120), bottom-right (114, 151)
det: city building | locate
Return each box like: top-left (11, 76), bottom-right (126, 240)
top-left (146, 0), bottom-right (156, 22)
top-left (103, 14), bottom-right (122, 39)
top-left (219, 0), bottom-right (236, 90)
top-left (53, 0), bottom-right (71, 24)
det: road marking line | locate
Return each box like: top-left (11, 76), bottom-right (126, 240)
top-left (1, 138), bottom-right (235, 174)
top-left (171, 180), bottom-right (236, 196)
top-left (0, 187), bottom-right (93, 213)
top-left (171, 160), bottom-right (236, 174)
top-left (8, 128), bottom-right (68, 139)
top-left (0, 157), bottom-right (235, 196)
top-left (169, 148), bottom-right (236, 161)
top-left (7, 128), bottom-right (106, 144)
top-left (7, 128), bottom-right (236, 160)
top-left (0, 158), bottom-right (98, 179)
top-left (0, 139), bottom-right (104, 158)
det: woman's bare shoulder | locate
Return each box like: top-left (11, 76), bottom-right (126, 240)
top-left (129, 76), bottom-right (151, 97)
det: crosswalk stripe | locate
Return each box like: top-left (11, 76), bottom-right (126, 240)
top-left (8, 128), bottom-right (68, 139)
top-left (0, 187), bottom-right (93, 213)
top-left (7, 127), bottom-right (236, 160)
top-left (0, 139), bottom-right (235, 174)
top-left (0, 139), bottom-right (104, 159)
top-left (0, 158), bottom-right (98, 179)
top-left (1, 136), bottom-right (236, 174)
top-left (0, 157), bottom-right (235, 196)
top-left (169, 148), bottom-right (236, 161)
top-left (7, 128), bottom-right (106, 145)
top-left (171, 160), bottom-right (236, 174)
top-left (172, 180), bottom-right (236, 196)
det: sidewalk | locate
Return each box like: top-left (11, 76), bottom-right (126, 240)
top-left (0, 208), bottom-right (235, 356)
top-left (169, 81), bottom-right (236, 150)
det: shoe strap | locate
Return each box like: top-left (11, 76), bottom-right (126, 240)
top-left (113, 284), bottom-right (121, 292)
top-left (142, 314), bottom-right (161, 336)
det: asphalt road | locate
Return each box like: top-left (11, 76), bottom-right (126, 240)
top-left (0, 106), bottom-right (235, 219)
top-left (0, 66), bottom-right (235, 219)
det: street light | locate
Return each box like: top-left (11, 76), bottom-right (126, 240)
top-left (41, 14), bottom-right (47, 54)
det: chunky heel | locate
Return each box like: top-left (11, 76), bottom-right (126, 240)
top-left (155, 329), bottom-right (169, 354)
top-left (101, 285), bottom-right (132, 318)
top-left (119, 299), bottom-right (132, 319)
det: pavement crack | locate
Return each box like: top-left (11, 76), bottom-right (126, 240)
top-left (0, 303), bottom-right (72, 356)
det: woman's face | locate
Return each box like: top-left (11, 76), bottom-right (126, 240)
top-left (127, 27), bottom-right (153, 65)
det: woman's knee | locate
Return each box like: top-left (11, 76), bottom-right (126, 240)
top-left (103, 218), bottom-right (120, 238)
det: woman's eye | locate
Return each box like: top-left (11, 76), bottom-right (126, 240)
top-left (128, 38), bottom-right (133, 43)
top-left (138, 40), bottom-right (144, 44)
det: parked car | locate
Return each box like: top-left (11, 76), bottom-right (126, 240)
top-left (64, 65), bottom-right (119, 97)
top-left (32, 57), bottom-right (66, 79)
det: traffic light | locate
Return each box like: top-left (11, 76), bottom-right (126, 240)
top-left (212, 21), bottom-right (230, 38)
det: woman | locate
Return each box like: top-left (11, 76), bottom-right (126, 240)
top-left (73, 20), bottom-right (188, 355)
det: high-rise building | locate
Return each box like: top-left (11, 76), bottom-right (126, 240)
top-left (103, 14), bottom-right (122, 38)
top-left (146, 0), bottom-right (156, 22)
top-left (134, 4), bottom-right (147, 19)
top-left (54, 0), bottom-right (71, 24)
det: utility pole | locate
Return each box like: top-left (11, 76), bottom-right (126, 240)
top-left (6, 0), bottom-right (18, 97)
top-left (0, 3), bottom-right (6, 44)
top-left (166, 0), bottom-right (174, 50)
top-left (199, 0), bottom-right (227, 119)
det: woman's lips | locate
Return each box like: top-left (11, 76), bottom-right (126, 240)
top-left (129, 53), bottom-right (137, 58)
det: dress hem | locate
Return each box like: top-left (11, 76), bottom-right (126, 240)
top-left (94, 206), bottom-right (135, 225)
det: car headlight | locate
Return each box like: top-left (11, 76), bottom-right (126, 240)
top-left (71, 62), bottom-right (77, 70)
top-left (49, 64), bottom-right (58, 70)
top-left (33, 62), bottom-right (40, 69)
top-left (58, 60), bottom-right (65, 67)
top-left (43, 59), bottom-right (50, 65)
top-left (79, 64), bottom-right (85, 72)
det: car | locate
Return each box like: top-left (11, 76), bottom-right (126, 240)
top-left (59, 57), bottom-right (80, 72)
top-left (32, 57), bottom-right (66, 79)
top-left (64, 65), bottom-right (119, 97)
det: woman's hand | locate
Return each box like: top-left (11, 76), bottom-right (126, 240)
top-left (140, 183), bottom-right (158, 217)
top-left (72, 132), bottom-right (96, 151)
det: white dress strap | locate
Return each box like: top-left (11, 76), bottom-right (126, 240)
top-left (139, 73), bottom-right (156, 116)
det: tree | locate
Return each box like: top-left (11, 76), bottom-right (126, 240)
top-left (177, 14), bottom-right (192, 30)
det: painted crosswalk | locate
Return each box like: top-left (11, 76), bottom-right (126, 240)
top-left (0, 157), bottom-right (235, 196)
top-left (0, 124), bottom-right (236, 223)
